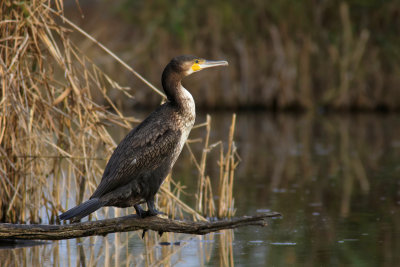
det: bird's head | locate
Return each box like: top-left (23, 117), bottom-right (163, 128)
top-left (169, 55), bottom-right (228, 77)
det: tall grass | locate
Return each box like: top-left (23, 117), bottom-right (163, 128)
top-left (0, 1), bottom-right (238, 224)
top-left (0, 0), bottom-right (134, 223)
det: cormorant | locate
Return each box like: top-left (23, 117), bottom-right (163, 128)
top-left (59, 55), bottom-right (228, 221)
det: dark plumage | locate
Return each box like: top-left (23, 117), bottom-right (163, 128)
top-left (59, 55), bottom-right (228, 221)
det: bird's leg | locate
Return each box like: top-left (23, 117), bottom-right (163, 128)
top-left (134, 204), bottom-right (145, 218)
top-left (145, 198), bottom-right (164, 217)
top-left (135, 198), bottom-right (164, 218)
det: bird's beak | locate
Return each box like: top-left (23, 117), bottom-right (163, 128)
top-left (199, 60), bottom-right (229, 70)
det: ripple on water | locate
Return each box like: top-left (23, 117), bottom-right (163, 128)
top-left (270, 242), bottom-right (297, 246)
top-left (249, 240), bottom-right (264, 244)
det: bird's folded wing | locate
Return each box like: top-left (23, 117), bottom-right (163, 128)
top-left (90, 121), bottom-right (181, 199)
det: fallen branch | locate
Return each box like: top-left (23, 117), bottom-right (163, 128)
top-left (0, 212), bottom-right (281, 241)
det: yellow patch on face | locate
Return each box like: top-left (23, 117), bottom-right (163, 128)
top-left (191, 63), bottom-right (201, 72)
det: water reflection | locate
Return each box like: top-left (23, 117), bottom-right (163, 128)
top-left (0, 231), bottom-right (236, 266)
top-left (1, 112), bottom-right (399, 266)
top-left (217, 112), bottom-right (399, 266)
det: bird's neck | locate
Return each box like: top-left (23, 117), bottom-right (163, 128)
top-left (162, 68), bottom-right (196, 120)
top-left (176, 84), bottom-right (196, 121)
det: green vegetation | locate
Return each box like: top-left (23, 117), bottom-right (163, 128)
top-left (103, 0), bottom-right (400, 110)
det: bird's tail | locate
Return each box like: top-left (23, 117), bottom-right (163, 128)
top-left (59, 198), bottom-right (104, 221)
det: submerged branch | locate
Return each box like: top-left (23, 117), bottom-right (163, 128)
top-left (0, 212), bottom-right (281, 241)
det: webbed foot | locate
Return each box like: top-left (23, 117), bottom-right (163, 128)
top-left (134, 200), bottom-right (165, 218)
top-left (146, 200), bottom-right (165, 216)
top-left (134, 204), bottom-right (146, 218)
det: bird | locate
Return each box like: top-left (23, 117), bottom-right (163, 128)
top-left (59, 55), bottom-right (228, 221)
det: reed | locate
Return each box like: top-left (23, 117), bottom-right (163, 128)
top-left (218, 114), bottom-right (238, 218)
top-left (0, 0), bottom-right (238, 225)
top-left (0, 0), bottom-right (134, 223)
top-left (185, 114), bottom-right (239, 218)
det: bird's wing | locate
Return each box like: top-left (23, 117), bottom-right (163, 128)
top-left (90, 118), bottom-right (181, 199)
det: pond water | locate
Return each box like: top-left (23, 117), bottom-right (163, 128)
top-left (1, 112), bottom-right (399, 266)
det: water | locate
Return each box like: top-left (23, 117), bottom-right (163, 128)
top-left (1, 112), bottom-right (399, 266)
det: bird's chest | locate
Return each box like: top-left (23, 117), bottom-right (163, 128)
top-left (175, 113), bottom-right (195, 156)
top-left (177, 90), bottom-right (196, 148)
top-left (172, 112), bottom-right (195, 165)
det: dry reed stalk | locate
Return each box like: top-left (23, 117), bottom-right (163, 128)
top-left (159, 173), bottom-right (189, 220)
top-left (218, 114), bottom-right (238, 218)
top-left (196, 114), bottom-right (211, 214)
top-left (204, 175), bottom-right (216, 216)
top-left (161, 185), bottom-right (207, 222)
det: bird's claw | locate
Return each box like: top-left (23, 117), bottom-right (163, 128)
top-left (134, 204), bottom-right (164, 218)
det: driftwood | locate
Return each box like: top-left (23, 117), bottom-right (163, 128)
top-left (0, 212), bottom-right (281, 241)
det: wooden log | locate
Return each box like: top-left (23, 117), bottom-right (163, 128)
top-left (0, 212), bottom-right (281, 241)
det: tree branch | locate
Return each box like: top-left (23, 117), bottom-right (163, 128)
top-left (0, 212), bottom-right (281, 241)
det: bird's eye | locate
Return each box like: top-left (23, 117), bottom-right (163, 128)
top-left (195, 60), bottom-right (199, 64)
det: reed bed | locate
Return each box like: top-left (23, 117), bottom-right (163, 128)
top-left (0, 0), bottom-right (238, 226)
top-left (69, 0), bottom-right (400, 111)
top-left (185, 114), bottom-right (239, 218)
top-left (0, 0), bottom-right (135, 223)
